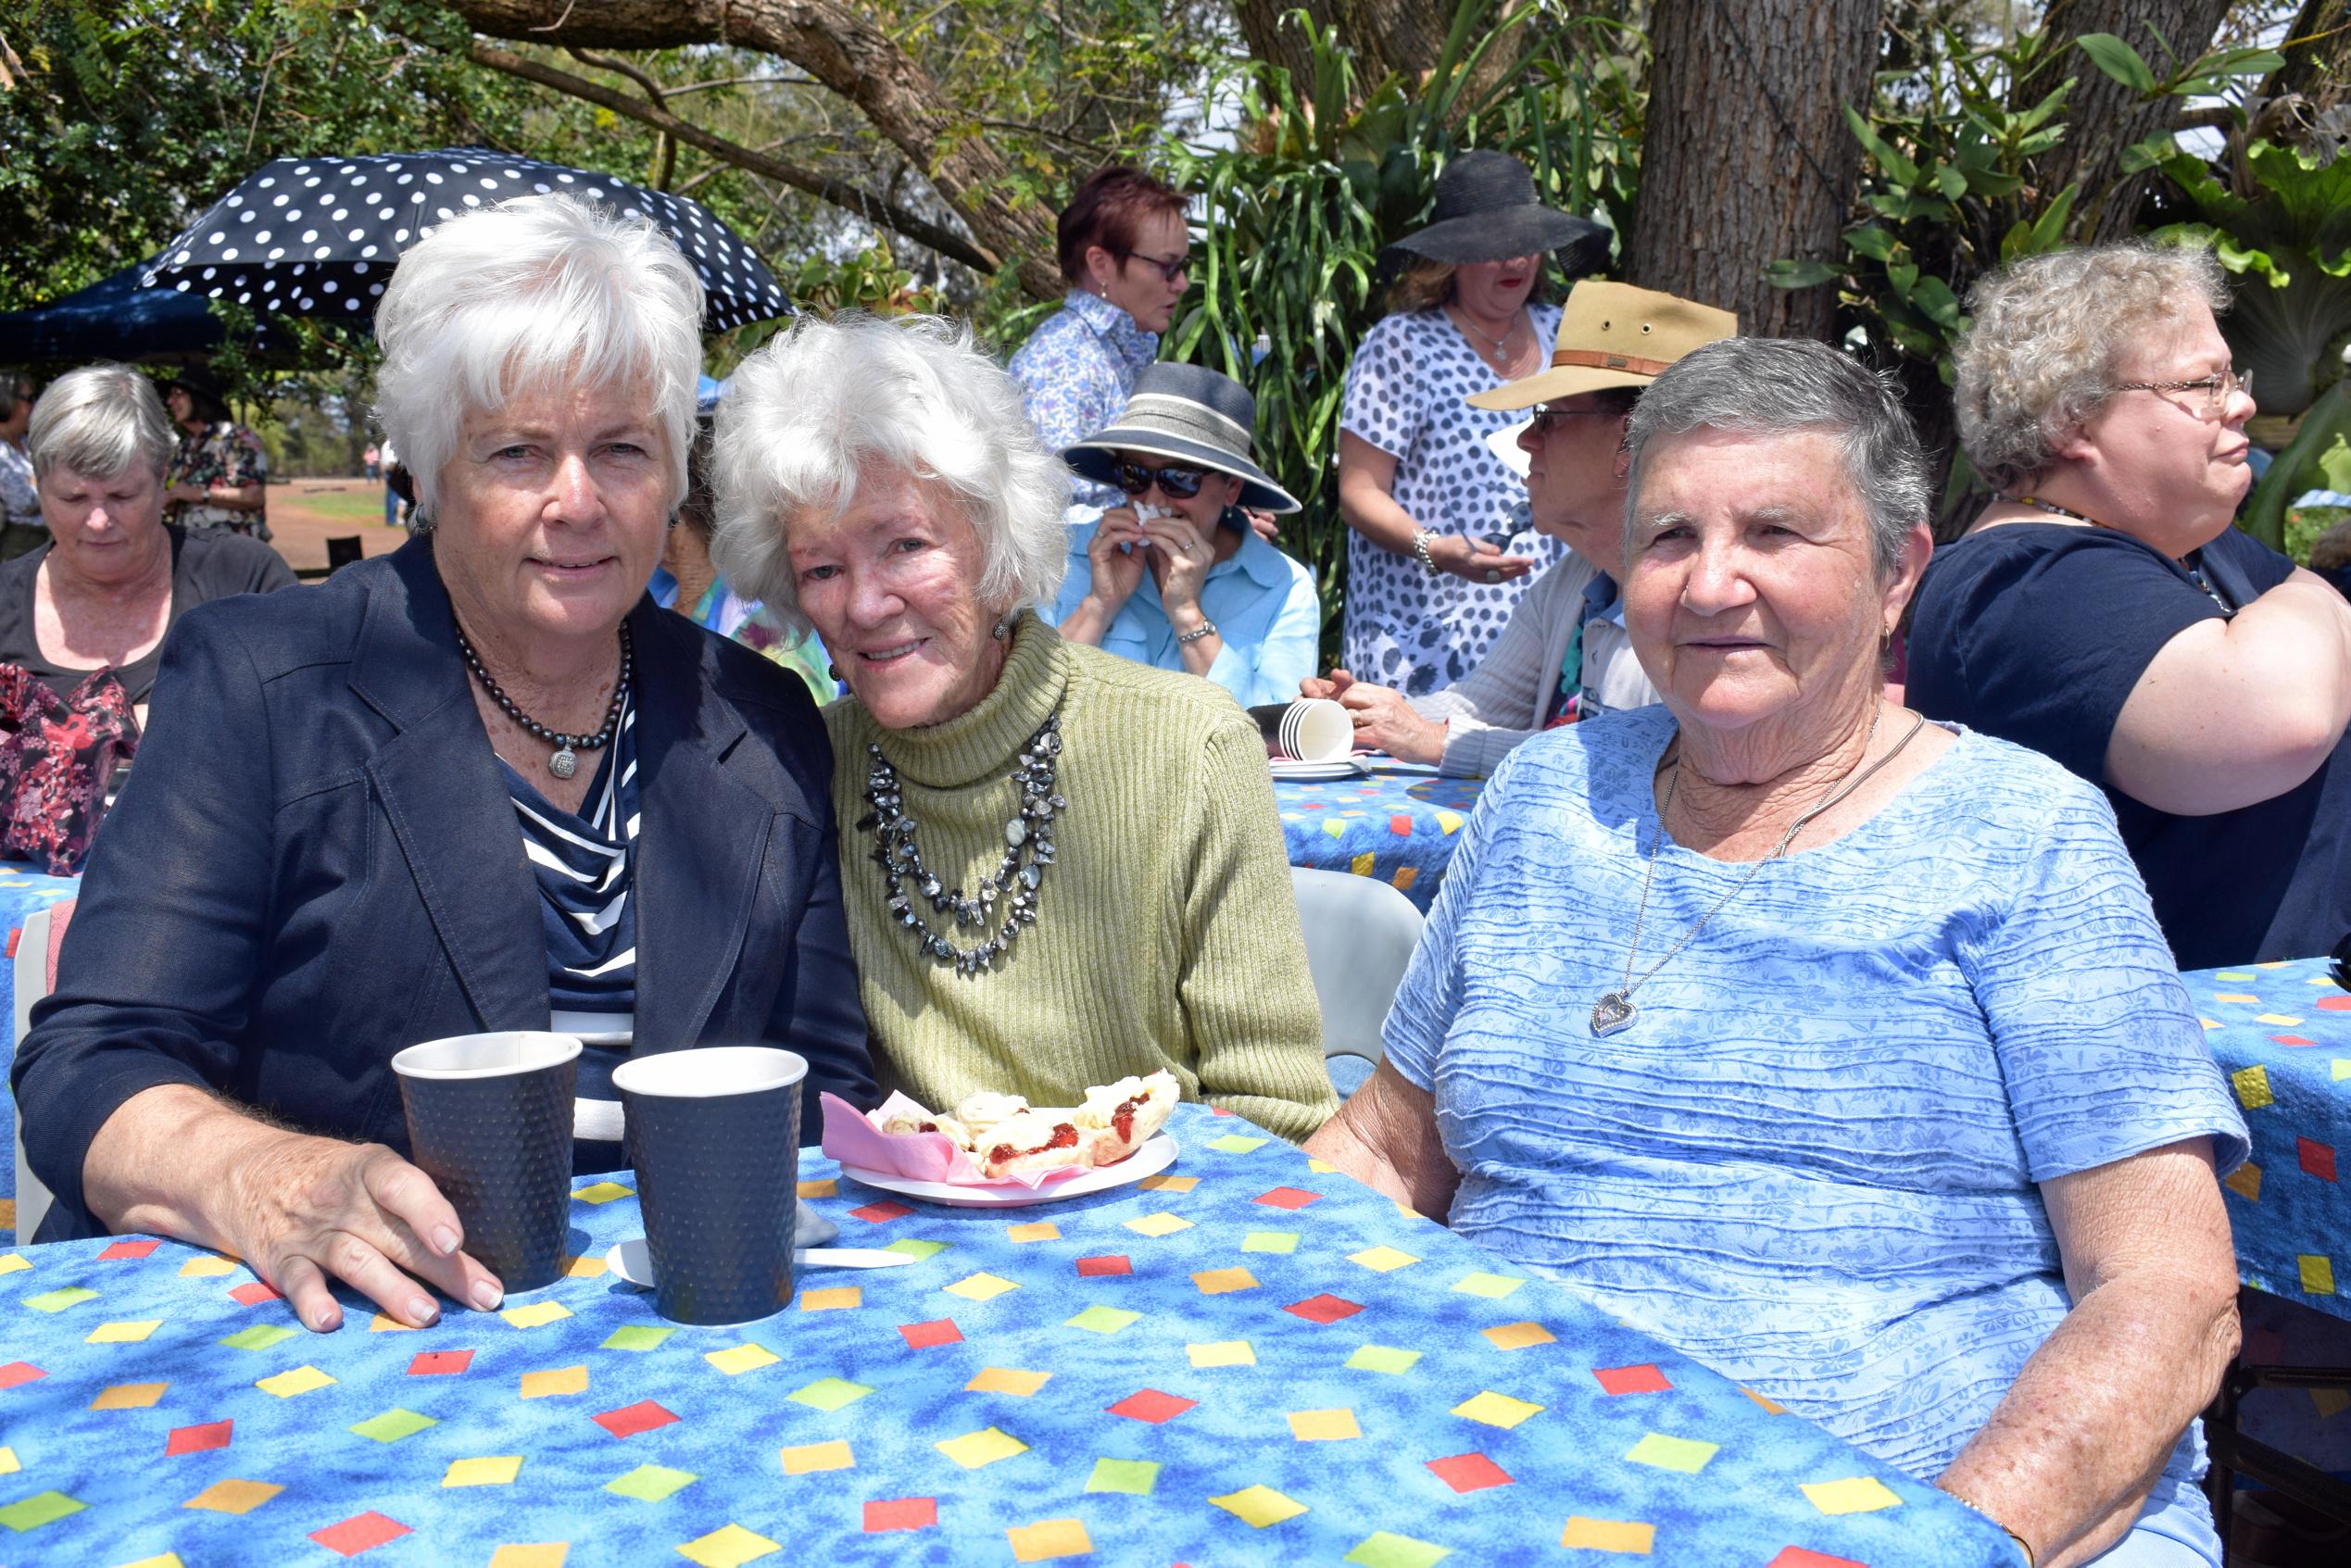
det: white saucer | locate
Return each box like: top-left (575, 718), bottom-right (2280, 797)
top-left (1270, 759), bottom-right (1366, 781)
top-left (838, 1134), bottom-right (1178, 1209)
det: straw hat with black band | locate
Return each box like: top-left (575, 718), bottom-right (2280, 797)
top-left (1466, 281), bottom-right (1741, 412)
top-left (1062, 362), bottom-right (1301, 515)
top-left (1381, 150), bottom-right (1613, 277)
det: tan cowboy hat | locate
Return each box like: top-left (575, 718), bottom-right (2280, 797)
top-left (1465, 281), bottom-right (1739, 411)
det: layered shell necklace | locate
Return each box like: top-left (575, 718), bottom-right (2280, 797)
top-left (861, 713), bottom-right (1066, 976)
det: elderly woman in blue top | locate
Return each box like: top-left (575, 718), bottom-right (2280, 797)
top-left (12, 194), bottom-right (874, 1331)
top-left (1051, 364), bottom-right (1318, 705)
top-left (1309, 338), bottom-right (2249, 1568)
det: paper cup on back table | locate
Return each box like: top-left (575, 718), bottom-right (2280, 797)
top-left (392, 1031), bottom-right (581, 1293)
top-left (1249, 698), bottom-right (1352, 762)
top-left (612, 1047), bottom-right (807, 1325)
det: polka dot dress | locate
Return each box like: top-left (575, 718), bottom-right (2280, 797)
top-left (141, 148), bottom-right (792, 332)
top-left (1339, 306), bottom-right (1567, 696)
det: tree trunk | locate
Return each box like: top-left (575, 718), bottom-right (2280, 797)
top-left (434, 0), bottom-right (1062, 298)
top-left (1227, 0), bottom-right (1454, 91)
top-left (2260, 0), bottom-right (2350, 107)
top-left (2024, 0), bottom-right (2235, 242)
top-left (1626, 0), bottom-right (1883, 342)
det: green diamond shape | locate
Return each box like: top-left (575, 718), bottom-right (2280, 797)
top-left (0, 1490), bottom-right (84, 1531)
top-left (348, 1408), bottom-right (438, 1443)
top-left (220, 1323), bottom-right (296, 1351)
top-left (1345, 1531), bottom-right (1451, 1568)
top-left (1065, 1305), bottom-right (1139, 1334)
top-left (788, 1377), bottom-right (873, 1412)
top-left (883, 1237), bottom-right (948, 1261)
top-left (1206, 1135), bottom-right (1268, 1153)
top-left (1625, 1431), bottom-right (1718, 1474)
top-left (601, 1324), bottom-right (676, 1352)
top-left (1241, 1231), bottom-right (1300, 1254)
top-left (1086, 1458), bottom-right (1161, 1496)
top-left (605, 1462), bottom-right (698, 1501)
top-left (21, 1288), bottom-right (97, 1314)
top-left (1345, 1344), bottom-right (1422, 1375)
top-left (1452, 1272), bottom-right (1525, 1299)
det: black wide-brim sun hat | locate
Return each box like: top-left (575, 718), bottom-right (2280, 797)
top-left (1064, 363), bottom-right (1302, 514)
top-left (1381, 149), bottom-right (1612, 275)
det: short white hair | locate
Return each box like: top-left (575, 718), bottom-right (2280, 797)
top-left (710, 313), bottom-right (1069, 633)
top-left (373, 194), bottom-right (704, 521)
top-left (27, 364), bottom-right (175, 483)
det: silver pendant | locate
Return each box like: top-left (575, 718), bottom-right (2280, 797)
top-left (1590, 991), bottom-right (1636, 1036)
top-left (549, 745), bottom-right (577, 780)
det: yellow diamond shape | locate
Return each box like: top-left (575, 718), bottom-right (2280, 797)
top-left (1211, 1484), bottom-right (1309, 1528)
top-left (1188, 1340), bottom-right (1257, 1369)
top-left (178, 1255), bottom-right (237, 1278)
top-left (705, 1342), bottom-right (781, 1376)
top-left (1453, 1389), bottom-right (1542, 1429)
top-left (677, 1523), bottom-right (781, 1568)
top-left (1348, 1246), bottom-right (1420, 1273)
top-left (800, 1286), bottom-right (861, 1311)
top-left (256, 1365), bottom-right (334, 1399)
top-left (1138, 1173), bottom-right (1198, 1193)
top-left (444, 1455), bottom-right (523, 1487)
top-left (1008, 1518), bottom-right (1092, 1563)
top-left (563, 1254), bottom-right (608, 1279)
top-left (368, 1313), bottom-right (418, 1333)
top-left (944, 1272), bottom-right (1019, 1301)
top-left (520, 1364), bottom-right (588, 1399)
top-left (0, 1254), bottom-right (27, 1275)
top-left (2301, 1255), bottom-right (2337, 1295)
top-left (2232, 1064), bottom-right (2274, 1110)
top-left (1562, 1517), bottom-right (1655, 1552)
top-left (797, 1177), bottom-right (837, 1198)
top-left (2256, 1013), bottom-right (2303, 1026)
top-left (2225, 1162), bottom-right (2263, 1202)
top-left (780, 1439), bottom-right (853, 1475)
top-left (490, 1549), bottom-right (569, 1568)
top-left (1802, 1476), bottom-right (1903, 1515)
top-left (572, 1181), bottom-right (633, 1204)
top-left (1006, 1222), bottom-right (1060, 1243)
top-left (2214, 992), bottom-right (2260, 1004)
top-left (1742, 1387), bottom-right (1786, 1415)
top-left (1481, 1321), bottom-right (1555, 1351)
top-left (966, 1366), bottom-right (1053, 1397)
top-left (1124, 1211), bottom-right (1192, 1236)
top-left (92, 1381), bottom-right (170, 1410)
top-left (183, 1478), bottom-right (283, 1514)
top-left (501, 1300), bottom-right (571, 1329)
top-left (1289, 1408), bottom-right (1361, 1441)
top-left (937, 1425), bottom-right (1028, 1469)
top-left (1191, 1267), bottom-right (1258, 1295)
top-left (86, 1319), bottom-right (163, 1344)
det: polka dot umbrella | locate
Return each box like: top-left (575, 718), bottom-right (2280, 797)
top-left (140, 148), bottom-right (793, 332)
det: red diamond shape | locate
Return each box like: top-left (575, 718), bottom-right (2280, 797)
top-left (228, 1281), bottom-right (283, 1307)
top-left (1075, 1254), bottom-right (1132, 1278)
top-left (1767, 1551), bottom-right (1866, 1568)
top-left (406, 1349), bottom-right (474, 1376)
top-left (1106, 1388), bottom-right (1197, 1424)
top-left (1593, 1363), bottom-right (1674, 1396)
top-left (1284, 1293), bottom-right (1364, 1324)
top-left (593, 1399), bottom-right (679, 1438)
top-left (2319, 996), bottom-right (2351, 1011)
top-left (849, 1200), bottom-right (913, 1223)
top-left (97, 1238), bottom-right (161, 1261)
top-left (1254, 1186), bottom-right (1322, 1210)
top-left (2272, 1035), bottom-right (2317, 1047)
top-left (864, 1497), bottom-right (937, 1533)
top-left (2299, 1137), bottom-right (2338, 1183)
top-left (1426, 1452), bottom-right (1514, 1493)
top-left (309, 1512), bottom-right (411, 1557)
top-left (166, 1419), bottom-right (233, 1456)
top-left (1389, 814), bottom-right (1414, 835)
top-left (1211, 1106), bottom-right (1234, 1115)
top-left (899, 1318), bottom-right (963, 1349)
top-left (0, 1361), bottom-right (47, 1390)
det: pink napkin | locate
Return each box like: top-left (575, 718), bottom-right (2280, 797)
top-left (820, 1093), bottom-right (1088, 1190)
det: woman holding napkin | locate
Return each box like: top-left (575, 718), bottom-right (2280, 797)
top-left (711, 312), bottom-right (1335, 1142)
top-left (1050, 363), bottom-right (1320, 707)
top-left (13, 195), bottom-right (875, 1329)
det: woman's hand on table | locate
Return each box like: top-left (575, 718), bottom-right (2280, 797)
top-left (1334, 679), bottom-right (1447, 764)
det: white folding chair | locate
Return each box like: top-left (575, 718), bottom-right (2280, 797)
top-left (12, 903), bottom-right (59, 1246)
top-left (1289, 867), bottom-right (1425, 1097)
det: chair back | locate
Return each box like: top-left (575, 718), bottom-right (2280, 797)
top-left (1289, 868), bottom-right (1425, 1078)
top-left (11, 898), bottom-right (71, 1245)
top-left (325, 535), bottom-right (365, 573)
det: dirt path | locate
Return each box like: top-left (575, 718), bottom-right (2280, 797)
top-left (264, 476), bottom-right (409, 573)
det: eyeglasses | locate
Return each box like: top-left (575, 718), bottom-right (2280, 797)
top-left (1112, 460), bottom-right (1208, 499)
top-left (1113, 248), bottom-right (1189, 284)
top-left (2114, 366), bottom-right (2253, 418)
top-left (1527, 402), bottom-right (1620, 438)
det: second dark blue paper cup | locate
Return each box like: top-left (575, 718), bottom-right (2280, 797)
top-left (612, 1047), bottom-right (807, 1325)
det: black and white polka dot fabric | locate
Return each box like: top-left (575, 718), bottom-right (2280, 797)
top-left (1339, 305), bottom-right (1569, 697)
top-left (140, 148), bottom-right (792, 332)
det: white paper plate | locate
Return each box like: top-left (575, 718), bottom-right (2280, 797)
top-left (1270, 759), bottom-right (1366, 781)
top-left (838, 1134), bottom-right (1178, 1208)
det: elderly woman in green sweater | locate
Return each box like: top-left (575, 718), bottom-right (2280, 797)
top-left (710, 313), bottom-right (1336, 1142)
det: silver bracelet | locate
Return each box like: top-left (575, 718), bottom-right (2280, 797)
top-left (1175, 620), bottom-right (1218, 646)
top-left (1411, 529), bottom-right (1440, 573)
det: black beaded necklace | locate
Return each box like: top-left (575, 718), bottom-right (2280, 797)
top-left (860, 713), bottom-right (1064, 977)
top-left (455, 618), bottom-right (633, 780)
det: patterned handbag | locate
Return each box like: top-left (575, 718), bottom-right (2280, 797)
top-left (0, 663), bottom-right (140, 873)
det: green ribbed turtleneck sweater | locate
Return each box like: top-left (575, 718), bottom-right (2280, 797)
top-left (823, 612), bottom-right (1336, 1143)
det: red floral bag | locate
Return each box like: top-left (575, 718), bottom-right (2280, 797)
top-left (0, 664), bottom-right (140, 874)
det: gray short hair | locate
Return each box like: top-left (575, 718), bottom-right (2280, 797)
top-left (26, 364), bottom-right (175, 483)
top-left (710, 313), bottom-right (1070, 633)
top-left (1624, 337), bottom-right (1930, 578)
top-left (1955, 241), bottom-right (2229, 494)
top-left (373, 194), bottom-right (705, 522)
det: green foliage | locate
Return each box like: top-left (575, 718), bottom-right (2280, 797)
top-left (2243, 383), bottom-right (2351, 551)
top-left (1158, 0), bottom-right (1642, 660)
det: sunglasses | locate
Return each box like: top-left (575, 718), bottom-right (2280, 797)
top-left (1114, 248), bottom-right (1189, 284)
top-left (1527, 402), bottom-right (1622, 438)
top-left (1113, 460), bottom-right (1208, 499)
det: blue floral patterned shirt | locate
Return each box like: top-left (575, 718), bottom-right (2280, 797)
top-left (1007, 290), bottom-right (1158, 512)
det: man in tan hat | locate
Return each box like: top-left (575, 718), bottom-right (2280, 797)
top-left (1303, 281), bottom-right (1737, 773)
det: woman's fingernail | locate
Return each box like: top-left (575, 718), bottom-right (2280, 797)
top-left (472, 1281), bottom-right (503, 1311)
top-left (432, 1226), bottom-right (459, 1256)
top-left (312, 1308), bottom-right (341, 1332)
top-left (409, 1298), bottom-right (438, 1325)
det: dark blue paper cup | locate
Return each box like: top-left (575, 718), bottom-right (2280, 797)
top-left (391, 1030), bottom-right (582, 1293)
top-left (611, 1047), bottom-right (807, 1325)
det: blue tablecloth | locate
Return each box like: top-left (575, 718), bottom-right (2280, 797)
top-left (0, 1104), bottom-right (2009, 1564)
top-left (2190, 956), bottom-right (2351, 1323)
top-left (0, 872), bottom-right (81, 1217)
top-left (1272, 764), bottom-right (1486, 913)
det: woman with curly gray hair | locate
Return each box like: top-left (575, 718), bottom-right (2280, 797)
top-left (711, 313), bottom-right (1336, 1140)
top-left (1908, 241), bottom-right (2351, 970)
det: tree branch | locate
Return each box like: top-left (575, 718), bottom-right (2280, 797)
top-left (460, 38), bottom-right (1001, 273)
top-left (569, 46), bottom-right (674, 189)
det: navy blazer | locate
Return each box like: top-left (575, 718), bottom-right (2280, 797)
top-left (14, 536), bottom-right (875, 1241)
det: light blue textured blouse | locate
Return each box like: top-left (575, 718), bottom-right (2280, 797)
top-left (1386, 706), bottom-right (2249, 1563)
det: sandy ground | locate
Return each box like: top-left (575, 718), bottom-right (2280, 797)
top-left (263, 476), bottom-right (409, 573)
